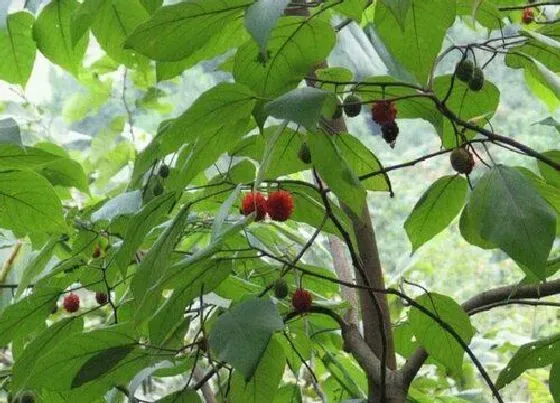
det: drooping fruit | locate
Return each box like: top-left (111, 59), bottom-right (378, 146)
top-left (298, 143), bottom-right (312, 164)
top-left (522, 8), bottom-right (535, 23)
top-left (153, 181), bottom-right (164, 196)
top-left (468, 67), bottom-right (484, 91)
top-left (455, 59), bottom-right (474, 82)
top-left (450, 148), bottom-right (475, 174)
top-left (371, 101), bottom-right (397, 125)
top-left (274, 278), bottom-right (289, 299)
top-left (240, 192), bottom-right (267, 221)
top-left (292, 288), bottom-right (312, 313)
top-left (381, 121), bottom-right (399, 148)
top-left (343, 95), bottom-right (362, 117)
top-left (159, 164), bottom-right (170, 178)
top-left (96, 292), bottom-right (108, 305)
top-left (267, 190), bottom-right (294, 222)
top-left (63, 293), bottom-right (80, 313)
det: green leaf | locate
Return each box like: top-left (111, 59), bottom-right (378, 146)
top-left (0, 286), bottom-right (61, 346)
top-left (16, 238), bottom-right (57, 298)
top-left (538, 150), bottom-right (560, 188)
top-left (229, 336), bottom-right (285, 402)
top-left (109, 192), bottom-right (175, 276)
top-left (334, 0), bottom-right (366, 22)
top-left (139, 0), bottom-right (163, 14)
top-left (33, 0), bottom-right (87, 75)
top-left (405, 175), bottom-right (468, 252)
top-left (466, 165), bottom-right (557, 279)
top-left (91, 191), bottom-right (143, 222)
top-left (245, 0), bottom-right (290, 53)
top-left (70, 0), bottom-right (104, 47)
top-left (273, 384), bottom-right (302, 403)
top-left (550, 363), bottom-right (560, 402)
top-left (211, 185), bottom-right (242, 241)
top-left (459, 206), bottom-right (496, 250)
top-left (379, 0), bottom-right (411, 29)
top-left (375, 0), bottom-right (456, 84)
top-left (333, 134), bottom-right (391, 192)
top-left (158, 390), bottom-right (202, 403)
top-left (91, 0), bottom-right (150, 68)
top-left (409, 293), bottom-right (474, 374)
top-left (12, 318), bottom-right (84, 391)
top-left (433, 75), bottom-right (500, 148)
top-left (0, 144), bottom-right (64, 170)
top-left (209, 297), bottom-right (284, 379)
top-left (234, 16), bottom-right (335, 97)
top-left (125, 0), bottom-right (252, 61)
top-left (33, 143), bottom-right (88, 192)
top-left (71, 345), bottom-right (135, 388)
top-left (265, 87), bottom-right (335, 133)
top-left (306, 133), bottom-right (367, 216)
top-left (0, 12), bottom-right (36, 86)
top-left (496, 333), bottom-right (560, 389)
top-left (0, 170), bottom-right (65, 233)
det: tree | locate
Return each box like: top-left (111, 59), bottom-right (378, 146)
top-left (0, 0), bottom-right (558, 402)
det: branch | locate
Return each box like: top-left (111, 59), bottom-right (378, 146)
top-left (499, 2), bottom-right (560, 11)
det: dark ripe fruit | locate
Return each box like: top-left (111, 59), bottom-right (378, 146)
top-left (63, 293), bottom-right (80, 313)
top-left (153, 181), bottom-right (164, 196)
top-left (273, 278), bottom-right (289, 299)
top-left (292, 288), bottom-right (313, 313)
top-left (332, 104), bottom-right (343, 119)
top-left (343, 95), bottom-right (362, 117)
top-left (159, 164), bottom-right (170, 178)
top-left (381, 121), bottom-right (399, 148)
top-left (522, 8), bottom-right (535, 23)
top-left (266, 190), bottom-right (294, 222)
top-left (298, 143), bottom-right (312, 164)
top-left (96, 292), bottom-right (108, 305)
top-left (371, 101), bottom-right (397, 125)
top-left (450, 147), bottom-right (475, 174)
top-left (455, 59), bottom-right (474, 83)
top-left (92, 245), bottom-right (101, 259)
top-left (468, 67), bottom-right (484, 91)
top-left (15, 391), bottom-right (35, 403)
top-left (240, 192), bottom-right (267, 221)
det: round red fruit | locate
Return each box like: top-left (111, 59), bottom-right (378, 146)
top-left (292, 288), bottom-right (313, 313)
top-left (522, 8), bottom-right (534, 24)
top-left (266, 190), bottom-right (294, 222)
top-left (371, 101), bottom-right (397, 125)
top-left (63, 293), bottom-right (80, 313)
top-left (240, 192), bottom-right (267, 221)
top-left (96, 292), bottom-right (108, 305)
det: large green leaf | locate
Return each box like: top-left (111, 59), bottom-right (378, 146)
top-left (0, 144), bottom-right (64, 170)
top-left (125, 0), bottom-right (252, 61)
top-left (91, 0), bottom-right (150, 68)
top-left (0, 12), bottom-right (36, 86)
top-left (234, 16), bottom-right (335, 97)
top-left (379, 0), bottom-right (411, 29)
top-left (409, 293), bottom-right (474, 374)
top-left (209, 297), bottom-right (284, 379)
top-left (70, 0), bottom-right (104, 46)
top-left (91, 191), bottom-right (143, 222)
top-left (16, 238), bottom-right (57, 298)
top-left (466, 165), bottom-right (557, 279)
top-left (34, 143), bottom-right (88, 192)
top-left (496, 333), bottom-right (560, 389)
top-left (71, 345), bottom-right (135, 388)
top-left (229, 336), bottom-right (285, 402)
top-left (245, 0), bottom-right (290, 53)
top-left (405, 175), bottom-right (468, 252)
top-left (375, 0), bottom-right (456, 85)
top-left (0, 286), bottom-right (61, 346)
top-left (0, 170), bottom-right (65, 233)
top-left (433, 75), bottom-right (500, 148)
top-left (306, 133), bottom-right (367, 216)
top-left (33, 0), bottom-right (87, 75)
top-left (538, 150), bottom-right (560, 188)
top-left (551, 363), bottom-right (560, 402)
top-left (159, 390), bottom-right (202, 403)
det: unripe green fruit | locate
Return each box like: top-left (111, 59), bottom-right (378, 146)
top-left (274, 278), bottom-right (289, 299)
top-left (450, 147), bottom-right (475, 174)
top-left (468, 67), bottom-right (484, 91)
top-left (342, 95), bottom-right (362, 117)
top-left (298, 143), bottom-right (311, 164)
top-left (159, 164), bottom-right (170, 178)
top-left (455, 60), bottom-right (474, 83)
top-left (153, 182), bottom-right (164, 196)
top-left (14, 391), bottom-right (35, 403)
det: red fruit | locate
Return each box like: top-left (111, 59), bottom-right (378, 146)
top-left (522, 8), bottom-right (534, 24)
top-left (292, 288), bottom-right (313, 313)
top-left (63, 293), bottom-right (80, 313)
top-left (266, 190), bottom-right (294, 222)
top-left (96, 292), bottom-right (108, 305)
top-left (240, 192), bottom-right (267, 221)
top-left (371, 101), bottom-right (397, 125)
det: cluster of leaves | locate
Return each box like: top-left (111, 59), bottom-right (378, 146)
top-left (0, 0), bottom-right (558, 402)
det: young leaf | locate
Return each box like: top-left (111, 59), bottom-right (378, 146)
top-left (209, 297), bottom-right (284, 379)
top-left (405, 175), bottom-right (468, 252)
top-left (409, 293), bottom-right (474, 374)
top-left (0, 12), bottom-right (36, 87)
